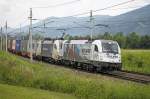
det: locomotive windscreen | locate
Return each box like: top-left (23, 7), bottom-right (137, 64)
top-left (102, 41), bottom-right (118, 54)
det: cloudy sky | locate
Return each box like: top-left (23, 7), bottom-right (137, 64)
top-left (0, 0), bottom-right (150, 28)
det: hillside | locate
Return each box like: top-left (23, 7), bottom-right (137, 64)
top-left (99, 4), bottom-right (150, 35)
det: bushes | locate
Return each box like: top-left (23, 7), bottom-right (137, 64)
top-left (0, 51), bottom-right (150, 99)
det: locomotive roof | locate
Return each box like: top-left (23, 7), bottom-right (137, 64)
top-left (67, 40), bottom-right (88, 44)
top-left (99, 39), bottom-right (117, 43)
top-left (42, 40), bottom-right (54, 44)
top-left (65, 39), bottom-right (116, 44)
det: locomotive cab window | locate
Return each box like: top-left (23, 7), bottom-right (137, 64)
top-left (94, 45), bottom-right (98, 52)
top-left (60, 42), bottom-right (63, 49)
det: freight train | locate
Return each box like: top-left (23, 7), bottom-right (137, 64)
top-left (7, 38), bottom-right (122, 71)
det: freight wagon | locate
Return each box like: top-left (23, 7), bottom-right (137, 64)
top-left (8, 39), bottom-right (41, 57)
top-left (15, 40), bottom-right (21, 54)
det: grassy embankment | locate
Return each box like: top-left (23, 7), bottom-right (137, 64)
top-left (0, 83), bottom-right (77, 99)
top-left (122, 49), bottom-right (150, 74)
top-left (0, 51), bottom-right (150, 99)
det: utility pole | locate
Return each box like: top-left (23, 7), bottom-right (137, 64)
top-left (90, 10), bottom-right (94, 61)
top-left (5, 21), bottom-right (7, 52)
top-left (19, 24), bottom-right (22, 40)
top-left (29, 8), bottom-right (33, 62)
top-left (90, 10), bottom-right (93, 41)
top-left (20, 24), bottom-right (22, 34)
top-left (0, 27), bottom-right (2, 50)
top-left (90, 10), bottom-right (94, 41)
top-left (44, 20), bottom-right (46, 34)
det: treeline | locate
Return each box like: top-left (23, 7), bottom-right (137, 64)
top-left (65, 32), bottom-right (150, 49)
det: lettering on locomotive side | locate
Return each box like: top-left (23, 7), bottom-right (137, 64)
top-left (43, 47), bottom-right (48, 51)
top-left (82, 49), bottom-right (91, 54)
top-left (107, 55), bottom-right (118, 58)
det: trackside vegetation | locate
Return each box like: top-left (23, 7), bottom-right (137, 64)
top-left (0, 84), bottom-right (77, 99)
top-left (0, 83), bottom-right (77, 99)
top-left (122, 50), bottom-right (150, 74)
top-left (0, 51), bottom-right (150, 99)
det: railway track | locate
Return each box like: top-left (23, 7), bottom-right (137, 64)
top-left (121, 70), bottom-right (150, 76)
top-left (102, 70), bottom-right (150, 84)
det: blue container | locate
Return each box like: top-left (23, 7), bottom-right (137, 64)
top-left (15, 40), bottom-right (21, 52)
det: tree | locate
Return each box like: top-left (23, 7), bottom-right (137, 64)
top-left (113, 32), bottom-right (126, 48)
top-left (33, 33), bottom-right (44, 40)
top-left (64, 34), bottom-right (73, 40)
top-left (102, 32), bottom-right (113, 40)
top-left (126, 32), bottom-right (140, 48)
top-left (140, 35), bottom-right (150, 49)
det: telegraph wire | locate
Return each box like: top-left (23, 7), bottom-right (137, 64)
top-left (7, 0), bottom-right (80, 35)
top-left (65, 0), bottom-right (138, 17)
top-left (39, 0), bottom-right (140, 27)
top-left (8, 0), bottom-right (148, 35)
top-left (32, 0), bottom-right (80, 9)
top-left (19, 0), bottom-right (144, 31)
top-left (103, 6), bottom-right (146, 10)
top-left (93, 0), bottom-right (137, 12)
top-left (8, 14), bottom-right (150, 34)
top-left (7, 19), bottom-right (29, 34)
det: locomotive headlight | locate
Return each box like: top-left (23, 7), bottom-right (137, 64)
top-left (119, 59), bottom-right (121, 63)
top-left (99, 56), bottom-right (103, 60)
top-left (99, 54), bottom-right (103, 60)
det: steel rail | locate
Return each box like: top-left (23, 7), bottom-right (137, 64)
top-left (102, 70), bottom-right (150, 84)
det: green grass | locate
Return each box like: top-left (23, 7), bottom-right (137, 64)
top-left (0, 83), bottom-right (77, 99)
top-left (122, 49), bottom-right (150, 74)
top-left (0, 51), bottom-right (150, 99)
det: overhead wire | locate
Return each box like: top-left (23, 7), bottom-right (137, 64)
top-left (32, 0), bottom-right (80, 9)
top-left (9, 0), bottom-right (149, 36)
top-left (37, 0), bottom-right (140, 28)
top-left (8, 0), bottom-right (80, 35)
top-left (7, 19), bottom-right (29, 34)
top-left (60, 0), bottom-right (139, 17)
top-left (93, 0), bottom-right (137, 12)
top-left (32, 16), bottom-right (150, 29)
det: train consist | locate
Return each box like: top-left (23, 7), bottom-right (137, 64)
top-left (7, 38), bottom-right (122, 71)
